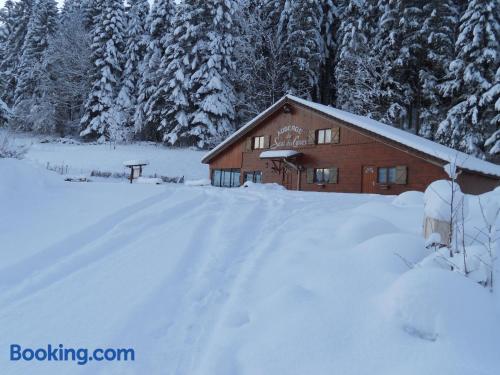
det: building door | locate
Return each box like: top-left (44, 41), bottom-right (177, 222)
top-left (282, 167), bottom-right (295, 190)
top-left (362, 166), bottom-right (377, 193)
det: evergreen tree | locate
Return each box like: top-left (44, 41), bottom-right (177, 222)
top-left (318, 0), bottom-right (339, 104)
top-left (284, 0), bottom-right (324, 100)
top-left (43, 0), bottom-right (92, 135)
top-left (418, 0), bottom-right (459, 139)
top-left (164, 0), bottom-right (238, 148)
top-left (335, 0), bottom-right (380, 116)
top-left (0, 98), bottom-right (11, 126)
top-left (370, 0), bottom-right (459, 137)
top-left (80, 0), bottom-right (126, 141)
top-left (371, 0), bottom-right (418, 128)
top-left (437, 0), bottom-right (499, 156)
top-left (0, 0), bottom-right (33, 105)
top-left (134, 0), bottom-right (175, 139)
top-left (115, 0), bottom-right (149, 134)
top-left (60, 0), bottom-right (81, 21)
top-left (12, 0), bottom-right (59, 132)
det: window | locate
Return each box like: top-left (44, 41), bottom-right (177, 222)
top-left (307, 167), bottom-right (338, 184)
top-left (253, 136), bottom-right (265, 149)
top-left (212, 169), bottom-right (241, 187)
top-left (378, 167), bottom-right (397, 184)
top-left (314, 168), bottom-right (330, 184)
top-left (316, 129), bottom-right (332, 144)
top-left (244, 171), bottom-right (263, 183)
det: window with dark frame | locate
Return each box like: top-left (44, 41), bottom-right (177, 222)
top-left (314, 168), bottom-right (330, 184)
top-left (316, 129), bottom-right (332, 144)
top-left (244, 171), bottom-right (263, 184)
top-left (212, 169), bottom-right (241, 188)
top-left (253, 136), bottom-right (265, 149)
top-left (378, 167), bottom-right (397, 184)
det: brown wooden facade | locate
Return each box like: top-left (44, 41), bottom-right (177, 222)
top-left (203, 97), bottom-right (500, 195)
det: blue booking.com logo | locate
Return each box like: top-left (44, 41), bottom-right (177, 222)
top-left (10, 344), bottom-right (135, 366)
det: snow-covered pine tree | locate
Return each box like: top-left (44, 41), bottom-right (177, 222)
top-left (485, 129), bottom-right (500, 156)
top-left (283, 0), bottom-right (324, 100)
top-left (318, 0), bottom-right (339, 105)
top-left (250, 0), bottom-right (289, 105)
top-left (134, 0), bottom-right (176, 140)
top-left (230, 1), bottom-right (272, 124)
top-left (164, 0), bottom-right (238, 148)
top-left (370, 0), bottom-right (419, 129)
top-left (156, 1), bottom-right (195, 142)
top-left (335, 0), bottom-right (381, 116)
top-left (0, 0), bottom-right (33, 106)
top-left (418, 0), bottom-right (459, 139)
top-left (12, 0), bottom-right (59, 132)
top-left (60, 0), bottom-right (81, 22)
top-left (115, 0), bottom-right (149, 135)
top-left (43, 0), bottom-right (92, 136)
top-left (80, 0), bottom-right (126, 142)
top-left (437, 0), bottom-right (499, 157)
top-left (0, 0), bottom-right (16, 98)
top-left (0, 0), bottom-right (16, 54)
top-left (0, 98), bottom-right (11, 126)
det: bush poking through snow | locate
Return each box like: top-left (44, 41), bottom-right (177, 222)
top-left (0, 134), bottom-right (29, 159)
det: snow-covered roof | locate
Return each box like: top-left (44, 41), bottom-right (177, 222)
top-left (260, 150), bottom-right (302, 159)
top-left (203, 95), bottom-right (500, 178)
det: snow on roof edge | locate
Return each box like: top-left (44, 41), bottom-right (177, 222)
top-left (203, 95), bottom-right (500, 178)
top-left (260, 150), bottom-right (302, 159)
top-left (202, 97), bottom-right (288, 163)
top-left (288, 95), bottom-right (500, 178)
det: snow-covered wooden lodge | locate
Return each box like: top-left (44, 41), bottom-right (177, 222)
top-left (202, 95), bottom-right (500, 194)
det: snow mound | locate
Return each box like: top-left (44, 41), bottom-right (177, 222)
top-left (424, 180), bottom-right (467, 221)
top-left (392, 191), bottom-right (424, 207)
top-left (382, 268), bottom-right (498, 345)
top-left (334, 214), bottom-right (399, 247)
top-left (0, 158), bottom-right (61, 196)
top-left (136, 177), bottom-right (162, 185)
top-left (242, 181), bottom-right (286, 190)
top-left (184, 178), bottom-right (211, 186)
top-left (351, 233), bottom-right (425, 274)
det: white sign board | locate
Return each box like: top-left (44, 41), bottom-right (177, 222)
top-left (271, 125), bottom-right (308, 149)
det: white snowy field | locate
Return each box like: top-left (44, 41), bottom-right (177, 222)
top-left (7, 132), bottom-right (208, 180)
top-left (1, 158), bottom-right (500, 375)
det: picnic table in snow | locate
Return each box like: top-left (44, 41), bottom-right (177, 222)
top-left (123, 160), bottom-right (149, 183)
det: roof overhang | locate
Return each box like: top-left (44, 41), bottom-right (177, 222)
top-left (259, 150), bottom-right (302, 160)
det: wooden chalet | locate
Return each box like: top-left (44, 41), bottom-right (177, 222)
top-left (202, 95), bottom-right (500, 194)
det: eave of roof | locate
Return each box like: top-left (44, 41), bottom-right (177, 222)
top-left (202, 95), bottom-right (500, 178)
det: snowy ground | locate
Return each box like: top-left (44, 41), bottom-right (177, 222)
top-left (1, 157), bottom-right (500, 375)
top-left (6, 132), bottom-right (208, 180)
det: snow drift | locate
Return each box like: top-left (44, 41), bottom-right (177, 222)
top-left (1, 159), bottom-right (499, 375)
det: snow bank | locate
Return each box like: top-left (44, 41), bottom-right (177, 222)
top-left (136, 177), bottom-right (162, 185)
top-left (383, 268), bottom-right (499, 347)
top-left (392, 191), bottom-right (424, 207)
top-left (2, 164), bottom-right (499, 375)
top-left (0, 158), bottom-right (60, 196)
top-left (184, 178), bottom-right (211, 186)
top-left (424, 180), bottom-right (467, 221)
top-left (242, 181), bottom-right (286, 190)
